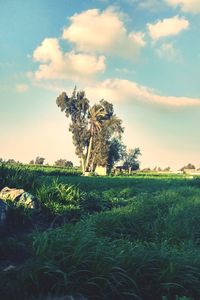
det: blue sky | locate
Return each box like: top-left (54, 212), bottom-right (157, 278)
top-left (0, 0), bottom-right (200, 169)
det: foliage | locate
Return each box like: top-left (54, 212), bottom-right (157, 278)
top-left (2, 164), bottom-right (200, 299)
top-left (180, 163), bottom-right (196, 171)
top-left (123, 148), bottom-right (141, 171)
top-left (107, 138), bottom-right (126, 172)
top-left (35, 157), bottom-right (45, 165)
top-left (6, 159), bottom-right (17, 164)
top-left (2, 195), bottom-right (200, 299)
top-left (56, 88), bottom-right (89, 174)
top-left (54, 159), bottom-right (73, 168)
top-left (0, 163), bottom-right (38, 191)
top-left (56, 88), bottom-right (123, 174)
top-left (88, 101), bottom-right (123, 172)
top-left (164, 166), bottom-right (171, 171)
top-left (0, 162), bottom-right (81, 178)
top-left (35, 180), bottom-right (84, 223)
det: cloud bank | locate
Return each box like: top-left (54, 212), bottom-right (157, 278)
top-left (86, 78), bottom-right (200, 107)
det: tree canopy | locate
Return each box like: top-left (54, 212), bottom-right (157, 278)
top-left (123, 148), bottom-right (141, 171)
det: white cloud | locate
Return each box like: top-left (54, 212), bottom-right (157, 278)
top-left (156, 42), bottom-right (181, 61)
top-left (16, 84), bottom-right (29, 93)
top-left (33, 38), bottom-right (106, 80)
top-left (147, 15), bottom-right (189, 40)
top-left (62, 8), bottom-right (145, 59)
top-left (166, 0), bottom-right (200, 13)
top-left (86, 78), bottom-right (200, 107)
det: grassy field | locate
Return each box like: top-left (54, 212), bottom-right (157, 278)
top-left (1, 163), bottom-right (200, 300)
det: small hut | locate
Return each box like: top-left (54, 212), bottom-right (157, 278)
top-left (94, 165), bottom-right (107, 176)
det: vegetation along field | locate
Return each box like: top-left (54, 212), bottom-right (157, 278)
top-left (1, 163), bottom-right (200, 300)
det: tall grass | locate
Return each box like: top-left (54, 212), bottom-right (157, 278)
top-left (24, 163), bottom-right (82, 176)
top-left (1, 224), bottom-right (200, 299)
top-left (1, 187), bottom-right (200, 299)
top-left (0, 163), bottom-right (38, 191)
top-left (1, 165), bottom-right (200, 299)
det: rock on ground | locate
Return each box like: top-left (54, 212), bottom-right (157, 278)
top-left (0, 187), bottom-right (36, 208)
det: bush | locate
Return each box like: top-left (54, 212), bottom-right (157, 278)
top-left (35, 180), bottom-right (85, 223)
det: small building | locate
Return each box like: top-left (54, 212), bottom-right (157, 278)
top-left (94, 165), bottom-right (107, 176)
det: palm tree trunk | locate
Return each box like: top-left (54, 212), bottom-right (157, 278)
top-left (81, 156), bottom-right (85, 175)
top-left (85, 134), bottom-right (93, 172)
top-left (90, 154), bottom-right (96, 172)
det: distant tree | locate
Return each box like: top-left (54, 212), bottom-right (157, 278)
top-left (66, 161), bottom-right (73, 168)
top-left (56, 88), bottom-right (123, 174)
top-left (164, 167), bottom-right (171, 172)
top-left (35, 157), bottom-right (45, 165)
top-left (55, 159), bottom-right (67, 167)
top-left (29, 160), bottom-right (34, 165)
top-left (123, 148), bottom-right (141, 172)
top-left (55, 159), bottom-right (73, 168)
top-left (7, 159), bottom-right (16, 164)
top-left (180, 163), bottom-right (195, 171)
top-left (142, 168), bottom-right (151, 172)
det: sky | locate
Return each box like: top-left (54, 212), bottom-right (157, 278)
top-left (0, 0), bottom-right (200, 170)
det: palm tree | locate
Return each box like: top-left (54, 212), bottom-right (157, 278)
top-left (85, 104), bottom-right (106, 172)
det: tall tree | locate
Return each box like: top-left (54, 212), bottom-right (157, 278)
top-left (56, 88), bottom-right (123, 174)
top-left (86, 101), bottom-right (123, 172)
top-left (56, 88), bottom-right (89, 173)
top-left (85, 104), bottom-right (107, 171)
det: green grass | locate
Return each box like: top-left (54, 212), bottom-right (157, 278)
top-left (1, 164), bottom-right (200, 299)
